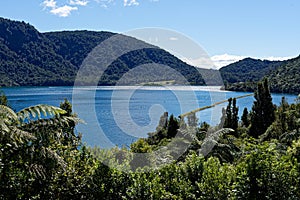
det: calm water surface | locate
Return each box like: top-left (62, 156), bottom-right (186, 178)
top-left (2, 86), bottom-right (298, 148)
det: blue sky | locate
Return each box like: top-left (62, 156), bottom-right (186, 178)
top-left (1, 0), bottom-right (299, 67)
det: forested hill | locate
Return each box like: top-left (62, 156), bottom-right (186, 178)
top-left (219, 58), bottom-right (284, 83)
top-left (1, 17), bottom-right (299, 91)
top-left (268, 55), bottom-right (300, 94)
top-left (0, 17), bottom-right (206, 86)
top-left (220, 56), bottom-right (300, 94)
top-left (0, 18), bottom-right (77, 86)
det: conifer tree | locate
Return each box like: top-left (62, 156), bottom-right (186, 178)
top-left (167, 114), bottom-right (179, 138)
top-left (241, 108), bottom-right (250, 127)
top-left (232, 98), bottom-right (239, 131)
top-left (224, 98), bottom-right (239, 132)
top-left (249, 78), bottom-right (275, 138)
top-left (224, 98), bottom-right (233, 128)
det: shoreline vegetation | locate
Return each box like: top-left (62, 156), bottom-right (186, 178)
top-left (1, 79), bottom-right (300, 199)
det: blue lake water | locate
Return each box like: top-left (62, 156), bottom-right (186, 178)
top-left (1, 86), bottom-right (298, 148)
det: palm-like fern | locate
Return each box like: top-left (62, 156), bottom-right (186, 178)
top-left (17, 104), bottom-right (66, 122)
top-left (198, 128), bottom-right (240, 163)
top-left (0, 104), bottom-right (81, 180)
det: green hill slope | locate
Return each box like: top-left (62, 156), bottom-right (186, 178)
top-left (268, 55), bottom-right (300, 94)
top-left (220, 58), bottom-right (283, 83)
top-left (0, 18), bottom-right (77, 86)
top-left (0, 17), bottom-right (207, 86)
top-left (220, 56), bottom-right (300, 94)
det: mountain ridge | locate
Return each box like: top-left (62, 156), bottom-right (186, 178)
top-left (0, 17), bottom-right (206, 87)
top-left (0, 17), bottom-right (299, 94)
top-left (220, 56), bottom-right (300, 94)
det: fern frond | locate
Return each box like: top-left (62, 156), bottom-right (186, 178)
top-left (207, 128), bottom-right (234, 141)
top-left (280, 130), bottom-right (300, 144)
top-left (29, 164), bottom-right (46, 179)
top-left (198, 128), bottom-right (234, 157)
top-left (0, 105), bottom-right (18, 123)
top-left (7, 127), bottom-right (36, 148)
top-left (17, 104), bottom-right (67, 121)
top-left (0, 120), bottom-right (10, 132)
top-left (41, 146), bottom-right (67, 169)
top-left (21, 116), bottom-right (82, 130)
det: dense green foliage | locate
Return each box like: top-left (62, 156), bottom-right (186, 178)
top-left (0, 100), bottom-right (91, 199)
top-left (241, 107), bottom-right (250, 127)
top-left (249, 79), bottom-right (276, 138)
top-left (267, 55), bottom-right (300, 94)
top-left (0, 18), bottom-right (77, 86)
top-left (223, 98), bottom-right (239, 133)
top-left (221, 56), bottom-right (300, 94)
top-left (220, 58), bottom-right (283, 84)
top-left (0, 17), bottom-right (206, 87)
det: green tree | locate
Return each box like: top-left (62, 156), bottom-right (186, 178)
top-left (241, 107), bottom-right (250, 127)
top-left (249, 79), bottom-right (275, 138)
top-left (0, 91), bottom-right (8, 106)
top-left (224, 98), bottom-right (239, 132)
top-left (278, 97), bottom-right (289, 133)
top-left (167, 114), bottom-right (179, 138)
top-left (198, 157), bottom-right (235, 199)
top-left (0, 103), bottom-right (86, 199)
top-left (234, 141), bottom-right (299, 199)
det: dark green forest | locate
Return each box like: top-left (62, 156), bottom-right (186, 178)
top-left (0, 17), bottom-right (205, 87)
top-left (220, 58), bottom-right (283, 84)
top-left (1, 17), bottom-right (299, 93)
top-left (220, 56), bottom-right (300, 94)
top-left (1, 80), bottom-right (300, 199)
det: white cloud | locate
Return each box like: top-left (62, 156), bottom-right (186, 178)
top-left (263, 56), bottom-right (294, 61)
top-left (43, 0), bottom-right (57, 8)
top-left (211, 54), bottom-right (247, 69)
top-left (180, 57), bottom-right (215, 69)
top-left (211, 54), bottom-right (293, 69)
top-left (94, 0), bottom-right (115, 8)
top-left (69, 0), bottom-right (89, 6)
top-left (50, 5), bottom-right (78, 17)
top-left (169, 37), bottom-right (178, 41)
top-left (124, 0), bottom-right (139, 6)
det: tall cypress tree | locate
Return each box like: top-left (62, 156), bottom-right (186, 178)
top-left (224, 98), bottom-right (239, 132)
top-left (224, 98), bottom-right (233, 128)
top-left (249, 78), bottom-right (275, 138)
top-left (262, 78), bottom-right (276, 127)
top-left (232, 98), bottom-right (239, 131)
top-left (167, 114), bottom-right (179, 138)
top-left (241, 108), bottom-right (250, 127)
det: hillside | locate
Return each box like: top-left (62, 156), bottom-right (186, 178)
top-left (268, 55), bottom-right (300, 94)
top-left (0, 17), bottom-right (206, 86)
top-left (220, 58), bottom-right (283, 83)
top-left (0, 18), bottom-right (76, 86)
top-left (220, 57), bottom-right (300, 94)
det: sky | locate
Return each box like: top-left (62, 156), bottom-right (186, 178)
top-left (1, 0), bottom-right (300, 68)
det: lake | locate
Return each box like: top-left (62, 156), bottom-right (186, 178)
top-left (1, 86), bottom-right (298, 148)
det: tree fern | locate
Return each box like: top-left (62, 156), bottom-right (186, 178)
top-left (0, 105), bottom-right (18, 125)
top-left (198, 128), bottom-right (236, 162)
top-left (17, 104), bottom-right (66, 122)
